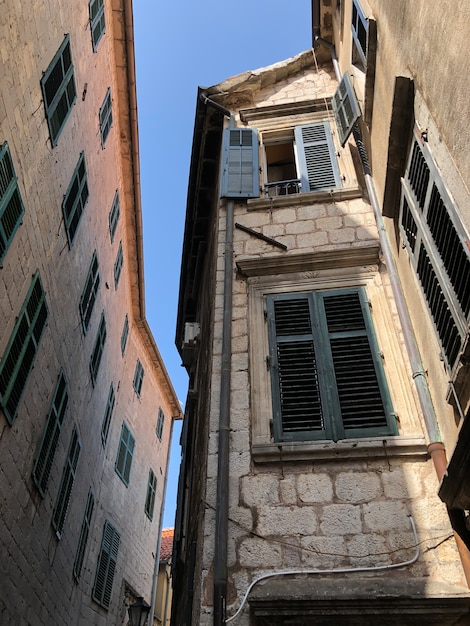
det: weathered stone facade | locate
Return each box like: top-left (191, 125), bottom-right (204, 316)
top-left (0, 1), bottom-right (180, 624)
top-left (174, 2), bottom-right (470, 622)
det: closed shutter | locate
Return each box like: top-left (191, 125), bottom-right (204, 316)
top-left (93, 521), bottom-right (120, 609)
top-left (220, 127), bottom-right (259, 198)
top-left (295, 123), bottom-right (342, 192)
top-left (267, 288), bottom-right (396, 442)
top-left (267, 294), bottom-right (326, 442)
top-left (52, 425), bottom-right (81, 537)
top-left (331, 72), bottom-right (361, 146)
top-left (0, 142), bottom-right (25, 264)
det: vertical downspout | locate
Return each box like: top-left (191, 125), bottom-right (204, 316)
top-left (214, 199), bottom-right (234, 626)
top-left (148, 417), bottom-right (175, 626)
top-left (312, 0), bottom-right (321, 41)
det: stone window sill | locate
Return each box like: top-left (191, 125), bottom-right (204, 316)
top-left (246, 187), bottom-right (363, 211)
top-left (252, 435), bottom-right (428, 463)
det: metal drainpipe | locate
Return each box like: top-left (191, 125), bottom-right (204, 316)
top-left (319, 39), bottom-right (470, 585)
top-left (214, 198), bottom-right (234, 626)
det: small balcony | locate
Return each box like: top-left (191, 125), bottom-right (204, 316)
top-left (264, 178), bottom-right (301, 198)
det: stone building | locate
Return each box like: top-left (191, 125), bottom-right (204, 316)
top-left (0, 0), bottom-right (181, 624)
top-left (173, 1), bottom-right (470, 624)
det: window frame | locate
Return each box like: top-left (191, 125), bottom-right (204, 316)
top-left (145, 469), bottom-right (157, 520)
top-left (62, 152), bottom-right (89, 246)
top-left (89, 0), bottom-right (106, 51)
top-left (32, 370), bottom-right (69, 497)
top-left (399, 132), bottom-right (470, 371)
top-left (41, 35), bottom-right (77, 147)
top-left (261, 122), bottom-right (343, 197)
top-left (0, 142), bottom-right (25, 266)
top-left (79, 251), bottom-right (100, 334)
top-left (0, 271), bottom-right (48, 424)
top-left (115, 421), bottom-right (135, 486)
top-left (99, 88), bottom-right (113, 147)
top-left (243, 260), bottom-right (427, 462)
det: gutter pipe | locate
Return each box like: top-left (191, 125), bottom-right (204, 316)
top-left (199, 92), bottom-right (234, 625)
top-left (214, 199), bottom-right (234, 626)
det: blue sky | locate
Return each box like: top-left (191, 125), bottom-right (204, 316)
top-left (133, 1), bottom-right (312, 527)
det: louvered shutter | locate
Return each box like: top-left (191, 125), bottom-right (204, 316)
top-left (331, 72), bottom-right (361, 147)
top-left (267, 294), bottom-right (326, 442)
top-left (320, 290), bottom-right (395, 439)
top-left (295, 123), bottom-right (342, 192)
top-left (220, 127), bottom-right (259, 198)
top-left (267, 289), bottom-right (396, 442)
top-left (93, 521), bottom-right (120, 609)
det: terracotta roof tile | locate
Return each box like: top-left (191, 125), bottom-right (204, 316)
top-left (160, 528), bottom-right (174, 562)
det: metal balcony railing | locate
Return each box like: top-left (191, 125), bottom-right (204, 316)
top-left (264, 178), bottom-right (301, 197)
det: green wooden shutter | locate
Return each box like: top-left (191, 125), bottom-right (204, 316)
top-left (0, 271), bottom-right (48, 424)
top-left (267, 289), bottom-right (396, 442)
top-left (73, 488), bottom-right (95, 580)
top-left (52, 425), bottom-right (81, 537)
top-left (101, 382), bottom-right (115, 446)
top-left (320, 289), bottom-right (396, 440)
top-left (267, 294), bottom-right (326, 442)
top-left (93, 521), bottom-right (120, 609)
top-left (80, 251), bottom-right (100, 333)
top-left (0, 142), bottom-right (25, 265)
top-left (115, 422), bottom-right (135, 486)
top-left (32, 370), bottom-right (69, 496)
top-left (220, 127), bottom-right (259, 198)
top-left (331, 72), bottom-right (361, 146)
top-left (295, 123), bottom-right (342, 192)
top-left (90, 312), bottom-right (107, 385)
top-left (145, 469), bottom-right (157, 520)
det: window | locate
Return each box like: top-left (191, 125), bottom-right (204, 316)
top-left (73, 488), bottom-right (94, 581)
top-left (108, 191), bottom-right (120, 242)
top-left (400, 134), bottom-right (470, 370)
top-left (156, 407), bottom-right (164, 440)
top-left (52, 424), bottom-right (81, 538)
top-left (90, 312), bottom-right (106, 385)
top-left (32, 371), bottom-right (68, 496)
top-left (79, 251), bottom-right (100, 333)
top-left (120, 315), bottom-right (129, 356)
top-left (99, 89), bottom-right (113, 146)
top-left (331, 72), bottom-right (361, 147)
top-left (115, 422), bottom-right (135, 486)
top-left (114, 241), bottom-right (123, 289)
top-left (89, 0), bottom-right (106, 50)
top-left (101, 383), bottom-right (115, 446)
top-left (0, 142), bottom-right (25, 265)
top-left (351, 0), bottom-right (368, 71)
top-left (266, 287), bottom-right (396, 442)
top-left (263, 122), bottom-right (342, 197)
top-left (41, 35), bottom-right (76, 146)
top-left (145, 469), bottom-right (157, 520)
top-left (0, 271), bottom-right (48, 424)
top-left (92, 520), bottom-right (120, 609)
top-left (133, 359), bottom-right (144, 397)
top-left (63, 152), bottom-right (89, 246)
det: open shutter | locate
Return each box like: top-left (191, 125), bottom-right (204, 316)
top-left (220, 127), bottom-right (259, 198)
top-left (93, 521), bottom-right (120, 609)
top-left (267, 294), bottom-right (326, 442)
top-left (331, 72), bottom-right (361, 146)
top-left (295, 123), bottom-right (342, 192)
top-left (321, 289), bottom-right (396, 439)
